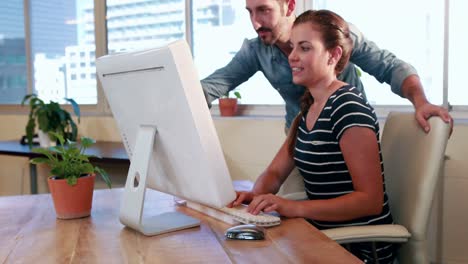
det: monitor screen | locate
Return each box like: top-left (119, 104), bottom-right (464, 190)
top-left (96, 40), bottom-right (236, 235)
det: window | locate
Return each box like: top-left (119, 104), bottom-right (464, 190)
top-left (0, 1), bottom-right (27, 104)
top-left (106, 0), bottom-right (186, 54)
top-left (448, 0), bottom-right (468, 106)
top-left (30, 0), bottom-right (96, 104)
top-left (313, 0), bottom-right (444, 106)
top-left (191, 0), bottom-right (283, 105)
top-left (0, 0), bottom-right (466, 114)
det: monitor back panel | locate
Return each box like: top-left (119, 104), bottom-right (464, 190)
top-left (96, 40), bottom-right (236, 208)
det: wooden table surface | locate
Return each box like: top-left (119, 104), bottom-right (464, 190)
top-left (0, 189), bottom-right (362, 263)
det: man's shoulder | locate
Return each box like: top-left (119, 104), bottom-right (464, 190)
top-left (236, 38), bottom-right (277, 61)
top-left (242, 37), bottom-right (268, 49)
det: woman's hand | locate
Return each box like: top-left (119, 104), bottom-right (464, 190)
top-left (247, 194), bottom-right (298, 218)
top-left (227, 191), bottom-right (255, 207)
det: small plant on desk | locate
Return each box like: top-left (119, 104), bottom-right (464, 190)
top-left (21, 94), bottom-right (81, 148)
top-left (219, 90), bottom-right (242, 117)
top-left (30, 131), bottom-right (111, 219)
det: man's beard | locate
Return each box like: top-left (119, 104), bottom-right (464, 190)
top-left (257, 27), bottom-right (275, 45)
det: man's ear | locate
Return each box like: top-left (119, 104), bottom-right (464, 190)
top-left (286, 0), bottom-right (296, 16)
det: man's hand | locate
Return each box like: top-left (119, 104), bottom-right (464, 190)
top-left (401, 75), bottom-right (453, 135)
top-left (415, 102), bottom-right (453, 135)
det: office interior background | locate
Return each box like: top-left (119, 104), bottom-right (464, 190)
top-left (0, 0), bottom-right (467, 263)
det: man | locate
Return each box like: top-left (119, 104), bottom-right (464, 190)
top-left (201, 0), bottom-right (452, 132)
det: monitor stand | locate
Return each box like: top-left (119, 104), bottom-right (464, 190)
top-left (119, 125), bottom-right (200, 236)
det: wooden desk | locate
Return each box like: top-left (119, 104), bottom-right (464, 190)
top-left (0, 189), bottom-right (362, 263)
top-left (0, 140), bottom-right (129, 194)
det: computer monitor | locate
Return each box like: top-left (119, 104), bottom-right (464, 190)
top-left (96, 40), bottom-right (236, 236)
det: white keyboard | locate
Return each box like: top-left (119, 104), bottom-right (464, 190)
top-left (186, 201), bottom-right (281, 227)
top-left (219, 205), bottom-right (281, 226)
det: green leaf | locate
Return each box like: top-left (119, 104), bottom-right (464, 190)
top-left (48, 146), bottom-right (63, 155)
top-left (37, 110), bottom-right (49, 131)
top-left (70, 119), bottom-right (78, 141)
top-left (81, 137), bottom-right (95, 149)
top-left (25, 118), bottom-right (36, 148)
top-left (75, 155), bottom-right (90, 162)
top-left (356, 67), bottom-right (362, 77)
top-left (233, 91), bottom-right (242, 99)
top-left (95, 166), bottom-right (111, 188)
top-left (67, 147), bottom-right (80, 155)
top-left (50, 131), bottom-right (65, 146)
top-left (66, 176), bottom-right (78, 186)
top-left (51, 167), bottom-right (65, 177)
top-left (65, 98), bottom-right (81, 123)
top-left (31, 148), bottom-right (57, 162)
top-left (66, 139), bottom-right (77, 147)
top-left (30, 97), bottom-right (45, 110)
top-left (21, 94), bottom-right (31, 105)
top-left (80, 163), bottom-right (95, 174)
top-left (30, 157), bottom-right (51, 165)
top-left (58, 108), bottom-right (66, 121)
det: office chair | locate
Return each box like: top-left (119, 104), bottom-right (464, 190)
top-left (322, 112), bottom-right (450, 264)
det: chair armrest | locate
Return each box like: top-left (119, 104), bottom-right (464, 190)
top-left (322, 224), bottom-right (411, 244)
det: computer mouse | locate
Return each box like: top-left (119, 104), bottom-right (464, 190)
top-left (225, 224), bottom-right (265, 240)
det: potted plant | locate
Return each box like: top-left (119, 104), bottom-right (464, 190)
top-left (21, 94), bottom-right (81, 148)
top-left (31, 132), bottom-right (111, 219)
top-left (219, 90), bottom-right (242, 116)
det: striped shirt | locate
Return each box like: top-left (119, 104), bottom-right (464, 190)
top-left (294, 85), bottom-right (395, 262)
top-left (294, 85), bottom-right (396, 263)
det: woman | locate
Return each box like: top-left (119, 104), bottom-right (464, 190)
top-left (231, 10), bottom-right (396, 263)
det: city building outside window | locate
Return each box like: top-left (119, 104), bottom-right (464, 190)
top-left (0, 1), bottom-right (27, 104)
top-left (106, 0), bottom-right (186, 54)
top-left (31, 0), bottom-right (96, 104)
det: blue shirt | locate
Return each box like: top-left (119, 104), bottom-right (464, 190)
top-left (201, 23), bottom-right (417, 128)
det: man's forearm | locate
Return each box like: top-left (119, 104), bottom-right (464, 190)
top-left (401, 74), bottom-right (430, 108)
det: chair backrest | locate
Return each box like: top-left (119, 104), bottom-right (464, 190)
top-left (381, 112), bottom-right (450, 264)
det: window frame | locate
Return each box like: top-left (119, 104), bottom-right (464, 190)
top-left (1, 0), bottom-right (466, 123)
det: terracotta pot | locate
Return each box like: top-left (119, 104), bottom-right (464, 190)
top-left (48, 174), bottom-right (95, 219)
top-left (219, 98), bottom-right (238, 116)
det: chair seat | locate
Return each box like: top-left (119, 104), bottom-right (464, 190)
top-left (322, 224), bottom-right (411, 244)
